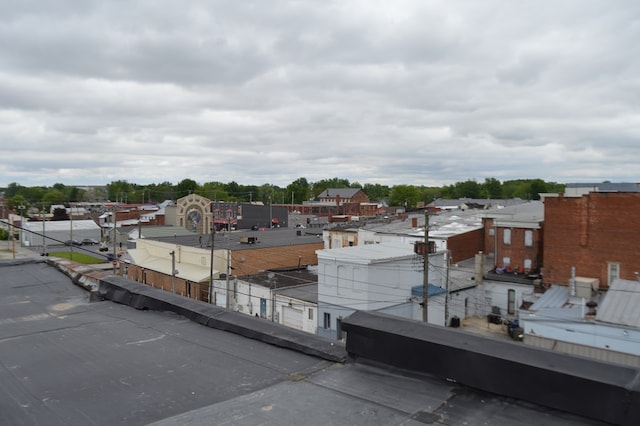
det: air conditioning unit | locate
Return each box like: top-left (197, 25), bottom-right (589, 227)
top-left (573, 277), bottom-right (599, 298)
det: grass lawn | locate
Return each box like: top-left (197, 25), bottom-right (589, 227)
top-left (49, 251), bottom-right (107, 264)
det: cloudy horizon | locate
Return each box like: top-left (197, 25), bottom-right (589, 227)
top-left (1, 0), bottom-right (639, 189)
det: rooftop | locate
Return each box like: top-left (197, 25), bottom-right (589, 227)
top-left (149, 227), bottom-right (324, 251)
top-left (0, 258), bottom-right (610, 425)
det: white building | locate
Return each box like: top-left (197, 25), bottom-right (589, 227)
top-left (316, 242), bottom-right (453, 340)
top-left (21, 219), bottom-right (101, 249)
top-left (225, 270), bottom-right (318, 335)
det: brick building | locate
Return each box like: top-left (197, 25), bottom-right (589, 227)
top-left (482, 201), bottom-right (544, 275)
top-left (543, 192), bottom-right (640, 289)
top-left (124, 229), bottom-right (324, 303)
top-left (280, 188), bottom-right (378, 218)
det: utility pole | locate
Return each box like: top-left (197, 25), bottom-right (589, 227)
top-left (69, 203), bottom-right (73, 260)
top-left (422, 210), bottom-right (430, 323)
top-left (209, 217), bottom-right (215, 304)
top-left (444, 250), bottom-right (450, 326)
top-left (41, 204), bottom-right (46, 256)
top-left (170, 250), bottom-right (176, 293)
top-left (18, 204), bottom-right (25, 250)
top-left (10, 214), bottom-right (15, 260)
top-left (226, 215), bottom-right (231, 310)
top-left (112, 204), bottom-right (118, 274)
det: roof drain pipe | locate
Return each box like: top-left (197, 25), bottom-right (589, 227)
top-left (570, 266), bottom-right (576, 297)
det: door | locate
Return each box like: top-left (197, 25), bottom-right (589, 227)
top-left (260, 298), bottom-right (267, 318)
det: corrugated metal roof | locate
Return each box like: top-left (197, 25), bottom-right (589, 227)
top-left (24, 220), bottom-right (100, 232)
top-left (596, 279), bottom-right (640, 327)
top-left (529, 285), bottom-right (569, 311)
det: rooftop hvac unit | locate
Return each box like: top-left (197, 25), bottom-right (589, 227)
top-left (573, 277), bottom-right (599, 298)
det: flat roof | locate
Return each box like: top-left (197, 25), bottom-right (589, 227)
top-left (150, 227), bottom-right (324, 251)
top-left (0, 260), bottom-right (607, 426)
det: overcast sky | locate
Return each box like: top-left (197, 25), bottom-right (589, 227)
top-left (1, 0), bottom-right (639, 189)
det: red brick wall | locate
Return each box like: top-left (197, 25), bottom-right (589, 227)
top-left (483, 218), bottom-right (543, 274)
top-left (231, 243), bottom-right (323, 277)
top-left (447, 229), bottom-right (484, 264)
top-left (543, 193), bottom-right (640, 288)
top-left (125, 264), bottom-right (209, 301)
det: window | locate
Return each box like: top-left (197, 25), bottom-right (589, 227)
top-left (524, 259), bottom-right (532, 271)
top-left (502, 257), bottom-right (511, 267)
top-left (524, 230), bottom-right (533, 247)
top-left (308, 308), bottom-right (314, 321)
top-left (607, 262), bottom-right (620, 286)
top-left (323, 312), bottom-right (331, 329)
top-left (503, 229), bottom-right (511, 245)
top-left (489, 228), bottom-right (495, 236)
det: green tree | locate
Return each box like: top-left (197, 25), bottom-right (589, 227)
top-left (481, 177), bottom-right (503, 199)
top-left (8, 195), bottom-right (29, 212)
top-left (42, 190), bottom-right (66, 208)
top-left (5, 182), bottom-right (23, 199)
top-left (454, 179), bottom-right (481, 198)
top-left (107, 180), bottom-right (133, 202)
top-left (147, 181), bottom-right (176, 202)
top-left (363, 183), bottom-right (390, 202)
top-left (389, 185), bottom-right (421, 208)
top-left (419, 186), bottom-right (441, 204)
top-left (200, 181), bottom-right (229, 201)
top-left (176, 178), bottom-right (199, 198)
top-left (51, 207), bottom-right (69, 221)
top-left (286, 177), bottom-right (311, 204)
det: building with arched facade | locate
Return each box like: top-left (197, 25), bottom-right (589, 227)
top-left (175, 194), bottom-right (214, 234)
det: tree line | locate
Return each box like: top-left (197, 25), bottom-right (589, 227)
top-left (1, 177), bottom-right (565, 212)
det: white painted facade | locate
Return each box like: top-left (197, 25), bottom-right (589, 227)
top-left (21, 219), bottom-right (101, 248)
top-left (227, 279), bottom-right (318, 334)
top-left (316, 242), bottom-right (447, 339)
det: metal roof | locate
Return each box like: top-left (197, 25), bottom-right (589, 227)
top-left (596, 279), bottom-right (640, 327)
top-left (529, 285), bottom-right (569, 311)
top-left (24, 219), bottom-right (100, 232)
top-left (566, 182), bottom-right (640, 192)
top-left (481, 201), bottom-right (544, 227)
top-left (316, 188), bottom-right (362, 199)
top-left (316, 242), bottom-right (416, 263)
top-left (276, 282), bottom-right (318, 304)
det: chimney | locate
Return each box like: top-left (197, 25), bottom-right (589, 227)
top-left (475, 251), bottom-right (485, 284)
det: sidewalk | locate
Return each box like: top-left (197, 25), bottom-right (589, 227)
top-left (0, 244), bottom-right (41, 261)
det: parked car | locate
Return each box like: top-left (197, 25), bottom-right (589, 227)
top-left (106, 252), bottom-right (122, 261)
top-left (82, 238), bottom-right (99, 245)
top-left (64, 239), bottom-right (82, 246)
top-left (99, 242), bottom-right (109, 252)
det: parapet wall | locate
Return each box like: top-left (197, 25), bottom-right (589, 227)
top-left (97, 274), bottom-right (346, 363)
top-left (342, 310), bottom-right (640, 426)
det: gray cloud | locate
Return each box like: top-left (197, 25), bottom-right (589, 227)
top-left (1, 0), bottom-right (640, 189)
